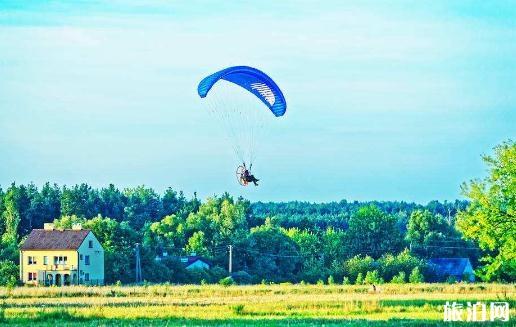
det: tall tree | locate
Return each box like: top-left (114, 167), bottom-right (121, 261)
top-left (0, 187), bottom-right (5, 236)
top-left (406, 209), bottom-right (477, 259)
top-left (99, 184), bottom-right (126, 221)
top-left (61, 183), bottom-right (101, 218)
top-left (147, 214), bottom-right (186, 253)
top-left (1, 184), bottom-right (24, 262)
top-left (1, 184), bottom-right (22, 243)
top-left (161, 188), bottom-right (186, 217)
top-left (245, 219), bottom-right (301, 282)
top-left (186, 196), bottom-right (248, 257)
top-left (345, 205), bottom-right (404, 258)
top-left (39, 182), bottom-right (62, 223)
top-left (123, 186), bottom-right (162, 230)
top-left (456, 141), bottom-right (516, 281)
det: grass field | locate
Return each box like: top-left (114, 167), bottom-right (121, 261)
top-left (0, 283), bottom-right (514, 326)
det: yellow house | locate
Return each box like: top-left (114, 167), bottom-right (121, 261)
top-left (20, 223), bottom-right (104, 286)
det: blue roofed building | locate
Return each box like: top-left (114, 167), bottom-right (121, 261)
top-left (428, 258), bottom-right (475, 282)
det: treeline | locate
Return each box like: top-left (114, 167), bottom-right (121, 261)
top-left (251, 200), bottom-right (468, 230)
top-left (0, 183), bottom-right (478, 285)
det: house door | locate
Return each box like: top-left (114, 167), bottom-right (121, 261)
top-left (64, 274), bottom-right (71, 286)
top-left (55, 274), bottom-right (62, 286)
top-left (46, 274), bottom-right (53, 286)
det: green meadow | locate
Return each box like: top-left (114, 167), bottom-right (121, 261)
top-left (0, 283), bottom-right (514, 326)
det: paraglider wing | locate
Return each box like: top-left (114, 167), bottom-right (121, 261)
top-left (198, 66), bottom-right (287, 117)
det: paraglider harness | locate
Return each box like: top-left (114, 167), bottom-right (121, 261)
top-left (236, 163), bottom-right (259, 186)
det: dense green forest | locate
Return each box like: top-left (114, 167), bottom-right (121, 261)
top-left (0, 141), bottom-right (514, 285)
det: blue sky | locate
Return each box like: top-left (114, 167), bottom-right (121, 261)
top-left (0, 1), bottom-right (515, 203)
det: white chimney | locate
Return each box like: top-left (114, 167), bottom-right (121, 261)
top-left (44, 223), bottom-right (55, 230)
top-left (72, 224), bottom-right (83, 230)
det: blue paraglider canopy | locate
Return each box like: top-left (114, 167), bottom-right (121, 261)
top-left (198, 66), bottom-right (287, 117)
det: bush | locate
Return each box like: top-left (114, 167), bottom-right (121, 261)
top-left (231, 271), bottom-right (252, 285)
top-left (409, 267), bottom-right (424, 283)
top-left (219, 277), bottom-right (234, 286)
top-left (446, 276), bottom-right (457, 284)
top-left (0, 261), bottom-right (18, 287)
top-left (188, 268), bottom-right (211, 284)
top-left (390, 271), bottom-right (406, 284)
top-left (343, 255), bottom-right (374, 283)
top-left (364, 270), bottom-right (384, 285)
top-left (377, 249), bottom-right (422, 282)
top-left (327, 275), bottom-right (335, 285)
top-left (232, 304), bottom-right (245, 315)
top-left (355, 272), bottom-right (364, 285)
top-left (299, 258), bottom-right (330, 284)
top-left (342, 277), bottom-right (350, 285)
top-left (208, 266), bottom-right (228, 283)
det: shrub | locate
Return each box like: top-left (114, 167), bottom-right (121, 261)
top-left (409, 267), bottom-right (424, 283)
top-left (232, 304), bottom-right (245, 315)
top-left (377, 249), bottom-right (422, 282)
top-left (232, 271), bottom-right (252, 285)
top-left (355, 273), bottom-right (364, 285)
top-left (316, 279), bottom-right (324, 285)
top-left (0, 261), bottom-right (18, 287)
top-left (327, 275), bottom-right (335, 285)
top-left (390, 271), bottom-right (406, 284)
top-left (342, 277), bottom-right (350, 285)
top-left (188, 268), bottom-right (210, 284)
top-left (208, 266), bottom-right (228, 283)
top-left (219, 277), bottom-right (234, 286)
top-left (364, 270), bottom-right (384, 285)
top-left (446, 276), bottom-right (457, 284)
top-left (343, 255), bottom-right (374, 283)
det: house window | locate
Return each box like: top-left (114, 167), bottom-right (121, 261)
top-left (28, 256), bottom-right (36, 265)
top-left (43, 256), bottom-right (48, 265)
top-left (53, 256), bottom-right (67, 265)
top-left (85, 255), bottom-right (90, 265)
top-left (28, 272), bottom-right (35, 281)
top-left (85, 273), bottom-right (90, 281)
top-left (88, 240), bottom-right (93, 248)
top-left (80, 254), bottom-right (83, 260)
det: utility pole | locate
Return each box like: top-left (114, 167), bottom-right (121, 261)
top-left (228, 245), bottom-right (233, 275)
top-left (135, 243), bottom-right (142, 284)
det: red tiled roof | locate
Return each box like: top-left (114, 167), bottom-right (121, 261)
top-left (20, 229), bottom-right (91, 250)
